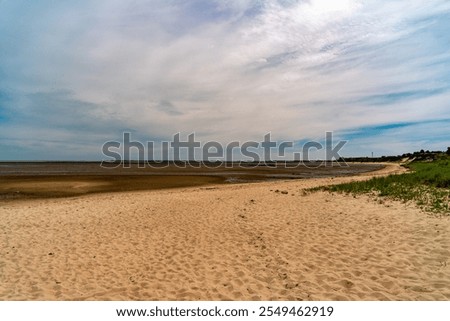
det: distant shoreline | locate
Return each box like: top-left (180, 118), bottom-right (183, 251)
top-left (0, 162), bottom-right (383, 201)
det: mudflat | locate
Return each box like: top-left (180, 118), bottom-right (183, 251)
top-left (0, 162), bottom-right (382, 200)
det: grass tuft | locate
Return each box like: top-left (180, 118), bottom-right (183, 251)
top-left (309, 156), bottom-right (450, 214)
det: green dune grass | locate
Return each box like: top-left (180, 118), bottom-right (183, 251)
top-left (310, 156), bottom-right (450, 214)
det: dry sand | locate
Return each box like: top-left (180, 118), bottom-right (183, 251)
top-left (1, 163), bottom-right (449, 300)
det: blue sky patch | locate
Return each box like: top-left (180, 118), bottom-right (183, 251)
top-left (1, 0), bottom-right (450, 160)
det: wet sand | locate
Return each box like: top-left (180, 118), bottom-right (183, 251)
top-left (1, 163), bottom-right (450, 300)
top-left (0, 162), bottom-right (382, 200)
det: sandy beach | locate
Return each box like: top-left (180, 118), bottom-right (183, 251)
top-left (1, 163), bottom-right (449, 301)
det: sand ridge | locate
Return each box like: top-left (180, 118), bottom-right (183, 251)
top-left (1, 163), bottom-right (449, 300)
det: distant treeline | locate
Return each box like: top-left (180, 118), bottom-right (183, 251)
top-left (340, 148), bottom-right (450, 163)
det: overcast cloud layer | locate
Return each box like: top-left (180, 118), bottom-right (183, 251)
top-left (1, 0), bottom-right (450, 160)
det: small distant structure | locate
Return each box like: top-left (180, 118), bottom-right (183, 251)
top-left (344, 148), bottom-right (447, 163)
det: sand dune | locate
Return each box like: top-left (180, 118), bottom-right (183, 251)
top-left (1, 164), bottom-right (449, 300)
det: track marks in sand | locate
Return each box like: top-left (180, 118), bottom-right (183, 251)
top-left (1, 166), bottom-right (449, 300)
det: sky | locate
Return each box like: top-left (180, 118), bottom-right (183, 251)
top-left (1, 0), bottom-right (450, 160)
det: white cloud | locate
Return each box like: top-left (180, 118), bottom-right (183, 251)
top-left (1, 0), bottom-right (450, 159)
